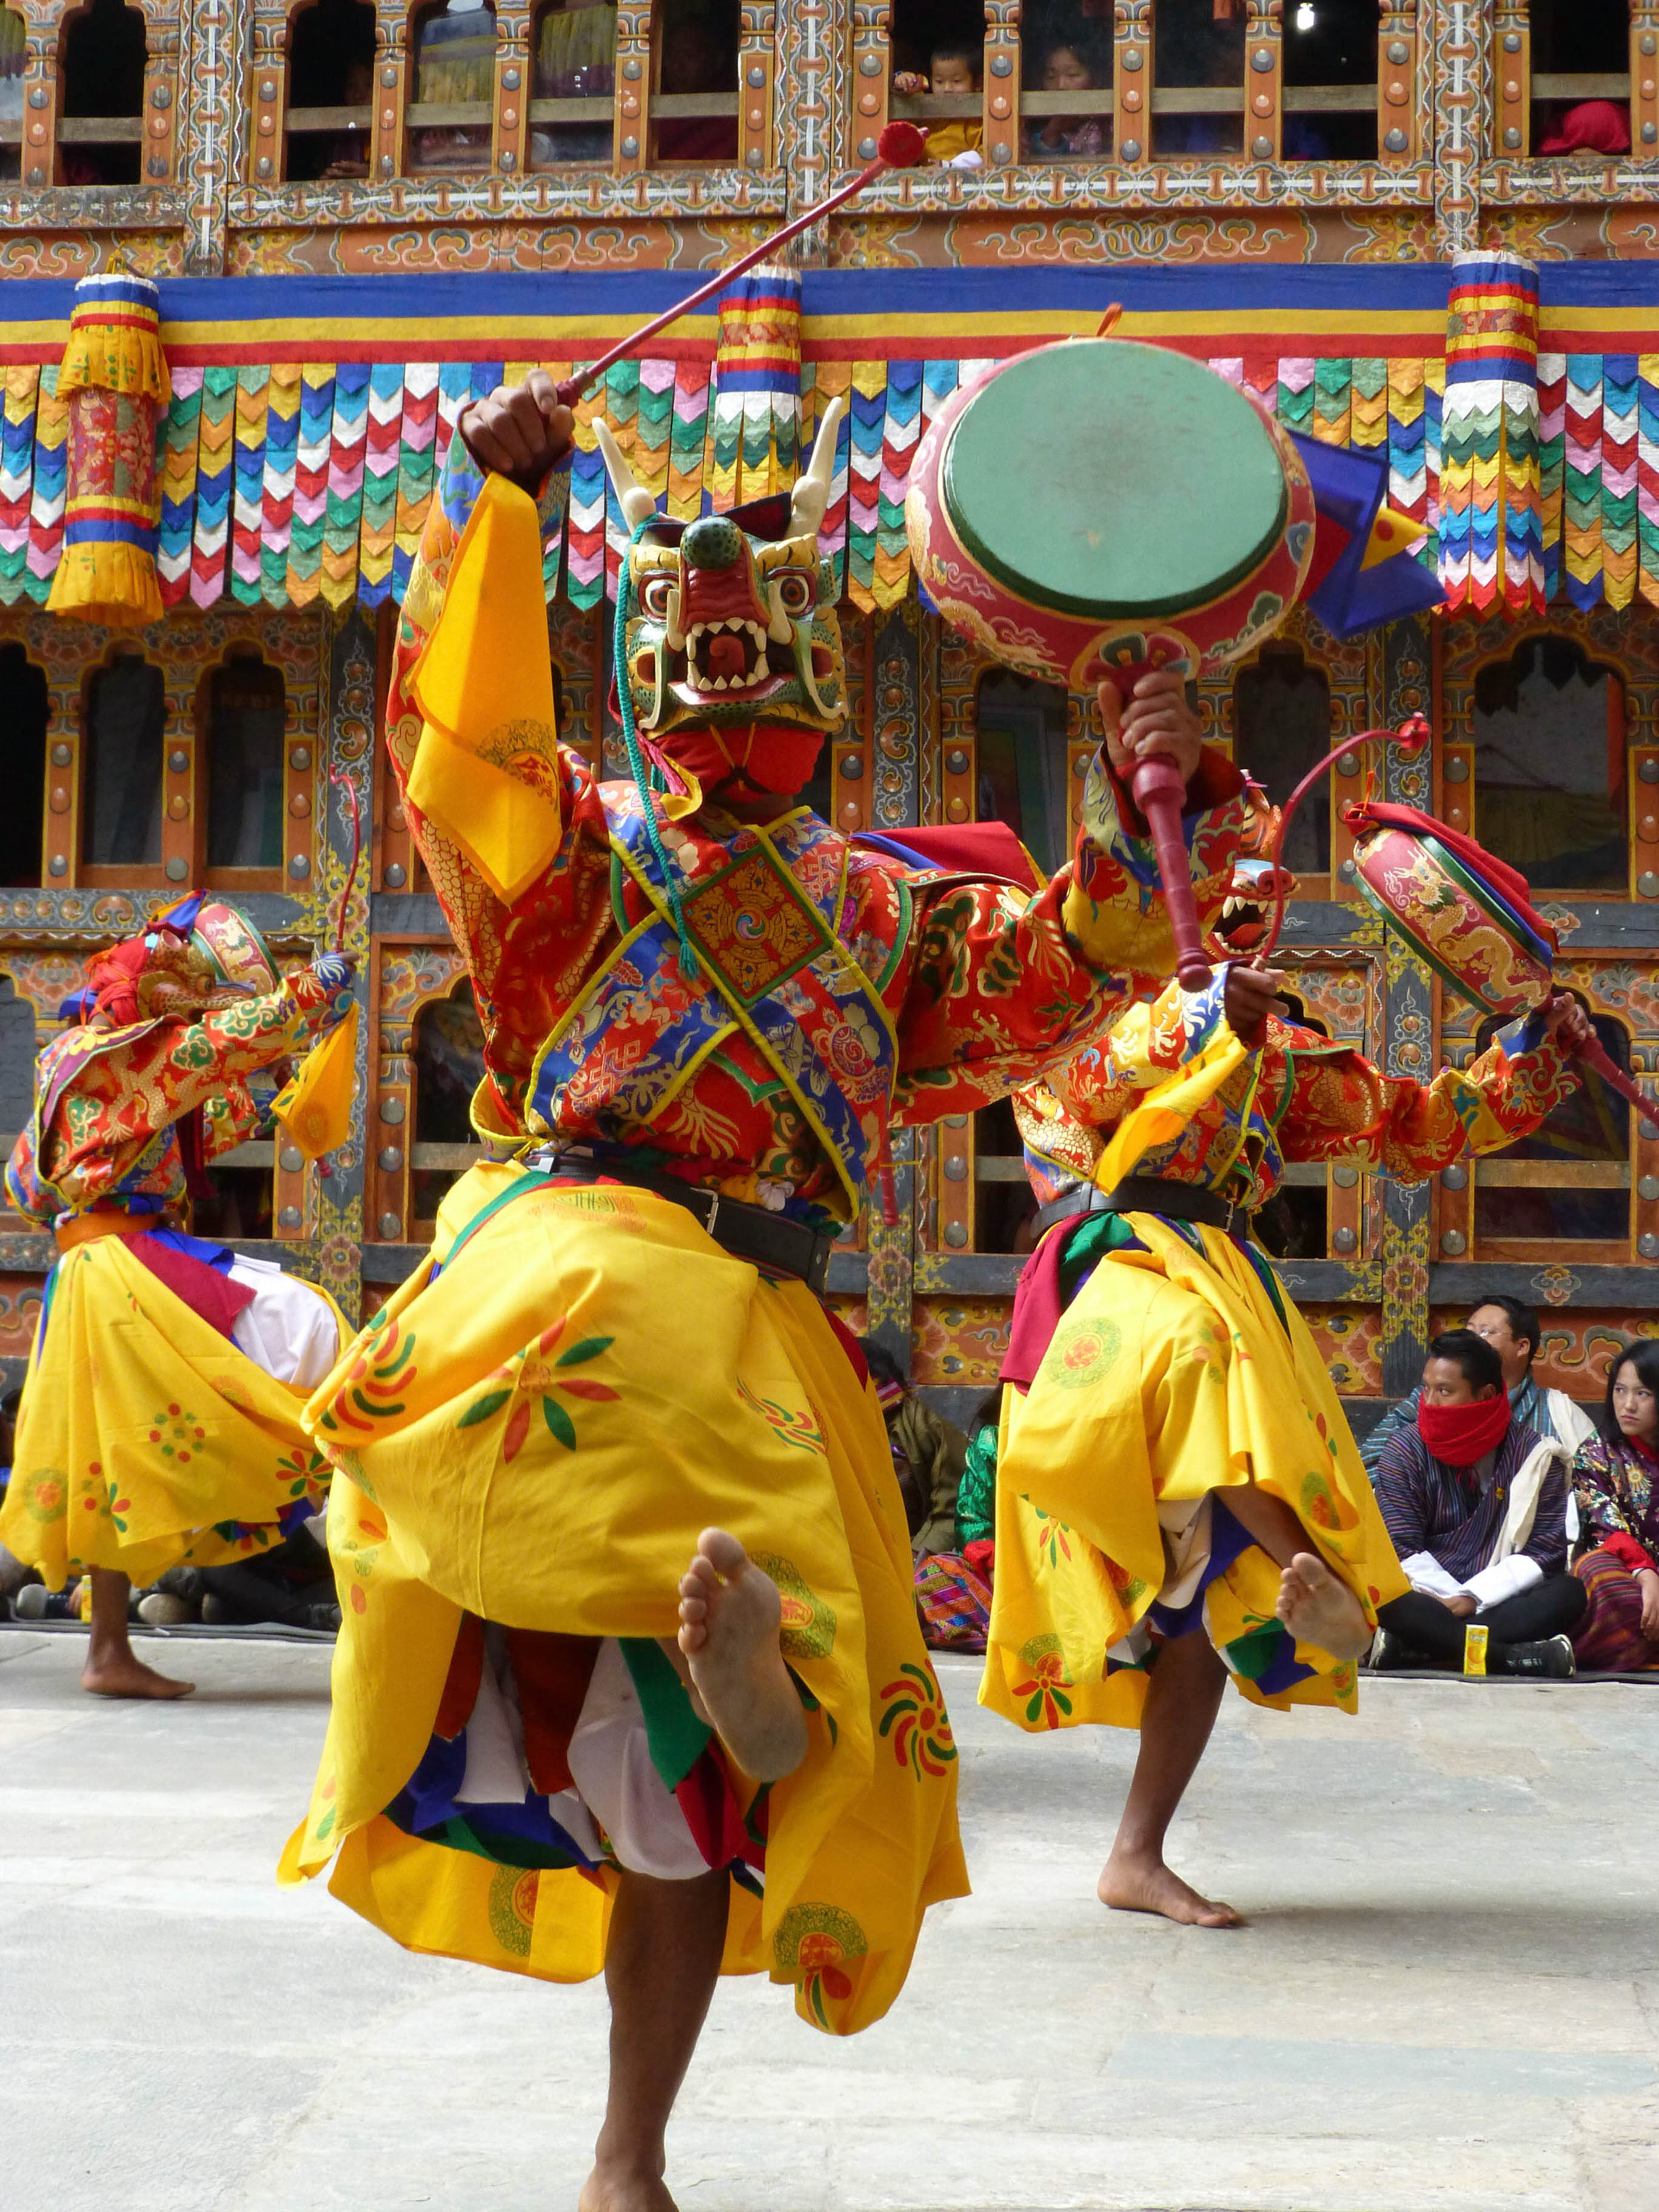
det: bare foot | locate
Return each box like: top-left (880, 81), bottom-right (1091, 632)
top-left (578, 2165), bottom-right (678, 2212)
top-left (676, 1528), bottom-right (806, 1783)
top-left (1275, 1550), bottom-right (1372, 1661)
top-left (1098, 1847), bottom-right (1243, 1928)
top-left (81, 1648), bottom-right (195, 1700)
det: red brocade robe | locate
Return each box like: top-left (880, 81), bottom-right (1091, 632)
top-left (386, 450), bottom-right (1253, 1215)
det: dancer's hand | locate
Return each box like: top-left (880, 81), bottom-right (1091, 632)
top-left (460, 370), bottom-right (575, 491)
top-left (1544, 992), bottom-right (1594, 1054)
top-left (1100, 668), bottom-right (1202, 788)
top-left (1224, 961), bottom-right (1289, 1042)
top-left (311, 951), bottom-right (355, 994)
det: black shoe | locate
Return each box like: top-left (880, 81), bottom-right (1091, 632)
top-left (1368, 1628), bottom-right (1430, 1672)
top-left (300, 1603), bottom-right (341, 1634)
top-left (1495, 1633), bottom-right (1575, 1680)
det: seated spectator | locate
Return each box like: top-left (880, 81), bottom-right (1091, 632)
top-left (956, 1383), bottom-right (1001, 1557)
top-left (1362, 1295), bottom-right (1598, 1480)
top-left (1570, 1339), bottom-right (1659, 1673)
top-left (1025, 35), bottom-right (1108, 161)
top-left (892, 42), bottom-right (984, 170)
top-left (858, 1337), bottom-right (968, 1555)
top-left (653, 2), bottom-right (737, 163)
top-left (1538, 99), bottom-right (1630, 159)
top-left (0, 1384), bottom-right (33, 1614)
top-left (409, 0), bottom-right (497, 173)
top-left (1371, 1329), bottom-right (1585, 1677)
top-left (198, 1524), bottom-right (340, 1633)
top-left (532, 0), bottom-right (615, 164)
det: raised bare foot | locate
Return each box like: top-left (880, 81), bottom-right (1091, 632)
top-left (1275, 1550), bottom-right (1372, 1661)
top-left (677, 1527), bottom-right (806, 1783)
top-left (81, 1648), bottom-right (195, 1700)
top-left (578, 2166), bottom-right (677, 2212)
top-left (1098, 1848), bottom-right (1242, 1928)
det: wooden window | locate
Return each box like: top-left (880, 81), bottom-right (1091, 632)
top-left (970, 668), bottom-right (1072, 1255)
top-left (1282, 0), bottom-right (1378, 161)
top-left (0, 8), bottom-right (24, 184)
top-left (58, 0), bottom-right (147, 187)
top-left (1529, 0), bottom-right (1631, 158)
top-left (0, 642), bottom-right (47, 888)
top-left (408, 0), bottom-right (497, 173)
top-left (203, 653), bottom-right (287, 884)
top-left (1019, 0), bottom-right (1111, 162)
top-left (651, 0), bottom-right (739, 163)
top-left (0, 974), bottom-right (35, 1155)
top-left (974, 667), bottom-right (1071, 874)
top-left (1471, 635), bottom-right (1627, 894)
top-left (1472, 1002), bottom-right (1632, 1253)
top-left (531, 0), bottom-right (616, 166)
top-left (81, 654), bottom-right (164, 881)
top-left (286, 0), bottom-right (377, 183)
top-left (193, 1151), bottom-right (276, 1241)
top-left (1152, 0), bottom-right (1245, 157)
top-left (410, 981), bottom-right (485, 1235)
top-left (1234, 643), bottom-right (1334, 880)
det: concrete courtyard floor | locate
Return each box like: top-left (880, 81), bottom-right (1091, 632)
top-left (2, 1629), bottom-right (1657, 2212)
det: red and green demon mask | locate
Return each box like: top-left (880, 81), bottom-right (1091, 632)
top-left (595, 399), bottom-right (850, 797)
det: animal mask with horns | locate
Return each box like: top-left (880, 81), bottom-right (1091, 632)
top-left (596, 397), bottom-right (850, 786)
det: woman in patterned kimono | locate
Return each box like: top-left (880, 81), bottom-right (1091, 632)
top-left (985, 923), bottom-right (1590, 1927)
top-left (1571, 1338), bottom-right (1659, 1672)
top-left (0, 896), bottom-right (354, 1697)
top-left (281, 372), bottom-right (1249, 2212)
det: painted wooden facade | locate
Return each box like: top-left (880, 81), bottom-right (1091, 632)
top-left (2, 0), bottom-right (1658, 1427)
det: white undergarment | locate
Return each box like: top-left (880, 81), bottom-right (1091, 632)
top-left (225, 1255), bottom-right (340, 1388)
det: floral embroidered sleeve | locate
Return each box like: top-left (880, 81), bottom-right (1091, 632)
top-left (1275, 1007), bottom-right (1577, 1179)
top-left (33, 970), bottom-right (339, 1214)
top-left (890, 760), bottom-right (1246, 1119)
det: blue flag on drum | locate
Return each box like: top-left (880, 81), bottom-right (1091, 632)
top-left (1289, 431), bottom-right (1446, 640)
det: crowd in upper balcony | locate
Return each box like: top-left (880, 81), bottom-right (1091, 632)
top-left (0, 0), bottom-right (1652, 192)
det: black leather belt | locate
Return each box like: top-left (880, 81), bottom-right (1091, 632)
top-left (1036, 1173), bottom-right (1249, 1238)
top-left (526, 1147), bottom-right (835, 1295)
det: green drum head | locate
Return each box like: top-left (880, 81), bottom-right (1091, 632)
top-left (942, 340), bottom-right (1289, 622)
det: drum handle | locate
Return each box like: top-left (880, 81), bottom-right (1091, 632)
top-left (1131, 755), bottom-right (1213, 991)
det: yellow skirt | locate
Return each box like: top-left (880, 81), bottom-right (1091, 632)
top-left (982, 1215), bottom-right (1409, 1735)
top-left (0, 1236), bottom-right (340, 1590)
top-left (280, 1164), bottom-right (968, 2036)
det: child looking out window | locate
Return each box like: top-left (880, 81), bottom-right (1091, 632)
top-left (893, 43), bottom-right (985, 169)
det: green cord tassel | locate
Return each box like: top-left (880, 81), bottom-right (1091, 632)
top-left (612, 514), bottom-right (699, 980)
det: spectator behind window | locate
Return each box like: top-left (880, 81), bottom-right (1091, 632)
top-left (1538, 99), bottom-right (1630, 158)
top-left (891, 43), bottom-right (984, 170)
top-left (1025, 34), bottom-right (1108, 162)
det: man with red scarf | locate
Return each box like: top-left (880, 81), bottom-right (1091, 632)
top-left (1372, 1328), bottom-right (1585, 1677)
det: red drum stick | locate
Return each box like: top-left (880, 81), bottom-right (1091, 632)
top-left (552, 124), bottom-right (928, 409)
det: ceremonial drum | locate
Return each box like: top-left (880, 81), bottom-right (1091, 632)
top-left (1347, 821), bottom-right (1555, 1020)
top-left (905, 338), bottom-right (1317, 687)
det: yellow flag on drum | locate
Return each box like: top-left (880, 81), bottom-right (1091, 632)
top-left (407, 473), bottom-right (563, 905)
top-left (274, 1002), bottom-right (360, 1161)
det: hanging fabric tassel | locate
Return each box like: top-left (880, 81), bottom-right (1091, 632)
top-left (46, 267), bottom-right (171, 628)
top-left (273, 1002), bottom-right (361, 1162)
